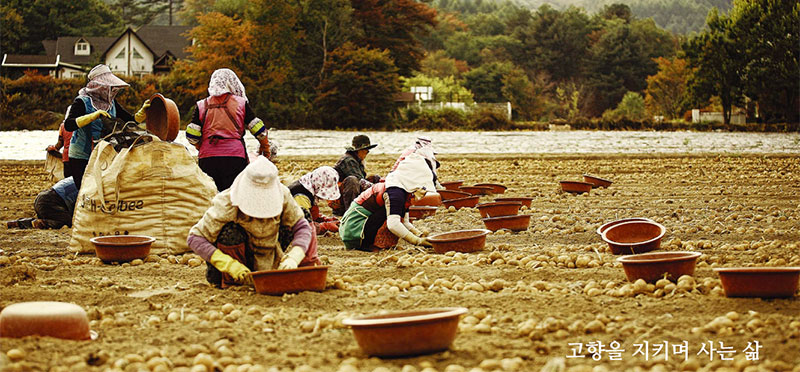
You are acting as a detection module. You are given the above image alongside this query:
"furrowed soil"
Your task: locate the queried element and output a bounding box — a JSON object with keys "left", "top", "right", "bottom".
{"left": 1, "top": 154, "right": 799, "bottom": 372}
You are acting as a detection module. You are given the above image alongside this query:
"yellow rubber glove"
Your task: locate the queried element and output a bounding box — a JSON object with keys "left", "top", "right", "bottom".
{"left": 278, "top": 246, "right": 305, "bottom": 270}
{"left": 134, "top": 99, "right": 150, "bottom": 123}
{"left": 209, "top": 250, "right": 251, "bottom": 282}
{"left": 75, "top": 110, "right": 110, "bottom": 128}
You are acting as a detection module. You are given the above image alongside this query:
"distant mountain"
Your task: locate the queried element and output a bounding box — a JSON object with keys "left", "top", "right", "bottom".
{"left": 513, "top": 0, "right": 732, "bottom": 34}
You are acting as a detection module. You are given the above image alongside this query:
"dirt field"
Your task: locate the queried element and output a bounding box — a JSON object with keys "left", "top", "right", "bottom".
{"left": 1, "top": 153, "right": 799, "bottom": 372}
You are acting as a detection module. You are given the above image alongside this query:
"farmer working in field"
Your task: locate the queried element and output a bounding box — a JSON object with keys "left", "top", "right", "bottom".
{"left": 339, "top": 149, "right": 438, "bottom": 251}
{"left": 6, "top": 177, "right": 77, "bottom": 230}
{"left": 185, "top": 68, "right": 272, "bottom": 192}
{"left": 330, "top": 135, "right": 382, "bottom": 216}
{"left": 391, "top": 135, "right": 442, "bottom": 188}
{"left": 63, "top": 64, "right": 149, "bottom": 190}
{"left": 46, "top": 113, "right": 73, "bottom": 179}
{"left": 187, "top": 156, "right": 319, "bottom": 288}
{"left": 287, "top": 166, "right": 342, "bottom": 235}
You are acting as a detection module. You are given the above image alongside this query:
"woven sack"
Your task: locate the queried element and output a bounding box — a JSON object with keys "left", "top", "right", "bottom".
{"left": 69, "top": 135, "right": 217, "bottom": 255}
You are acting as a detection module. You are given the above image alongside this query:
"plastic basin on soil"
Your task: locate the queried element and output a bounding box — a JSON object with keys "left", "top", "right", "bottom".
{"left": 601, "top": 220, "right": 666, "bottom": 255}
{"left": 0, "top": 301, "right": 92, "bottom": 340}
{"left": 343, "top": 307, "right": 468, "bottom": 357}
{"left": 440, "top": 181, "right": 464, "bottom": 191}
{"left": 442, "top": 196, "right": 480, "bottom": 210}
{"left": 474, "top": 183, "right": 507, "bottom": 194}
{"left": 249, "top": 266, "right": 329, "bottom": 295}
{"left": 411, "top": 192, "right": 442, "bottom": 207}
{"left": 482, "top": 215, "right": 531, "bottom": 232}
{"left": 617, "top": 251, "right": 702, "bottom": 283}
{"left": 714, "top": 267, "right": 800, "bottom": 298}
{"left": 583, "top": 174, "right": 613, "bottom": 188}
{"left": 560, "top": 181, "right": 593, "bottom": 194}
{"left": 597, "top": 218, "right": 655, "bottom": 237}
{"left": 493, "top": 197, "right": 534, "bottom": 208}
{"left": 458, "top": 186, "right": 494, "bottom": 195}
{"left": 438, "top": 190, "right": 471, "bottom": 201}
{"left": 427, "top": 229, "right": 491, "bottom": 254}
{"left": 476, "top": 201, "right": 522, "bottom": 218}
{"left": 90, "top": 235, "right": 155, "bottom": 262}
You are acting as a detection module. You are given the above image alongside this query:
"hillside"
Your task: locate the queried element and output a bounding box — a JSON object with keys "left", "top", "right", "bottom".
{"left": 512, "top": 0, "right": 732, "bottom": 34}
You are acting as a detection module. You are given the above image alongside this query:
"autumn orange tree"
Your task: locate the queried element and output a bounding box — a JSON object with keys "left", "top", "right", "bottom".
{"left": 173, "top": 11, "right": 254, "bottom": 98}
{"left": 644, "top": 57, "right": 692, "bottom": 120}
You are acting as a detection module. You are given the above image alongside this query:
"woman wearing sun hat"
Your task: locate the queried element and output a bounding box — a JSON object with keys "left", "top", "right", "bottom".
{"left": 187, "top": 156, "right": 318, "bottom": 288}
{"left": 63, "top": 64, "right": 149, "bottom": 190}
{"left": 391, "top": 135, "right": 442, "bottom": 188}
{"left": 330, "top": 134, "right": 381, "bottom": 216}
{"left": 339, "top": 152, "right": 437, "bottom": 251}
{"left": 287, "top": 166, "right": 341, "bottom": 234}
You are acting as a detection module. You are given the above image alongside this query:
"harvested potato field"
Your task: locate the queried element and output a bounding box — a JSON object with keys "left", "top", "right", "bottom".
{"left": 1, "top": 153, "right": 799, "bottom": 372}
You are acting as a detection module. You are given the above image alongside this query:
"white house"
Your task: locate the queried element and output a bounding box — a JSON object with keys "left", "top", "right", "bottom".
{"left": 2, "top": 25, "right": 191, "bottom": 79}
{"left": 691, "top": 109, "right": 746, "bottom": 125}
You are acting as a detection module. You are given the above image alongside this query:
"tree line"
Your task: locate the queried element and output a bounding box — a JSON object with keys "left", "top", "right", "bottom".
{"left": 1, "top": 0, "right": 797, "bottom": 130}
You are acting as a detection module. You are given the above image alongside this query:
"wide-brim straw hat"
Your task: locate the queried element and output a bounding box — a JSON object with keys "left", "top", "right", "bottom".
{"left": 230, "top": 156, "right": 282, "bottom": 218}
{"left": 346, "top": 134, "right": 378, "bottom": 152}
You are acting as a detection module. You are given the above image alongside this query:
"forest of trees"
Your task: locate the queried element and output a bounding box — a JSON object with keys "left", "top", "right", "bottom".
{"left": 513, "top": 0, "right": 733, "bottom": 34}
{"left": 1, "top": 0, "right": 797, "bottom": 130}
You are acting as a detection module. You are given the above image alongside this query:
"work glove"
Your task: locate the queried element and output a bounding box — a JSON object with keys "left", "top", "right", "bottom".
{"left": 408, "top": 225, "right": 422, "bottom": 237}
{"left": 135, "top": 100, "right": 150, "bottom": 123}
{"left": 75, "top": 110, "right": 110, "bottom": 128}
{"left": 258, "top": 139, "right": 270, "bottom": 159}
{"left": 316, "top": 221, "right": 339, "bottom": 235}
{"left": 405, "top": 233, "right": 432, "bottom": 247}
{"left": 209, "top": 249, "right": 251, "bottom": 282}
{"left": 278, "top": 246, "right": 305, "bottom": 270}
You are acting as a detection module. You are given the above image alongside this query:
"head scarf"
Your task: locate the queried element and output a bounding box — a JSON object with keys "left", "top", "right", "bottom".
{"left": 208, "top": 68, "right": 247, "bottom": 101}
{"left": 298, "top": 166, "right": 340, "bottom": 201}
{"left": 385, "top": 153, "right": 436, "bottom": 194}
{"left": 78, "top": 64, "right": 129, "bottom": 111}
{"left": 414, "top": 136, "right": 433, "bottom": 150}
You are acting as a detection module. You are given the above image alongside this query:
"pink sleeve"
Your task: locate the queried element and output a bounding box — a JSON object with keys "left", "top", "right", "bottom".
{"left": 188, "top": 234, "right": 217, "bottom": 261}
{"left": 289, "top": 218, "right": 312, "bottom": 252}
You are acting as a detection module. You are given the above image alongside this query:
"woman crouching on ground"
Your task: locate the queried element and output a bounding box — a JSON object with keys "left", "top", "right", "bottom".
{"left": 187, "top": 156, "right": 319, "bottom": 288}
{"left": 339, "top": 151, "right": 437, "bottom": 251}
{"left": 287, "top": 166, "right": 341, "bottom": 235}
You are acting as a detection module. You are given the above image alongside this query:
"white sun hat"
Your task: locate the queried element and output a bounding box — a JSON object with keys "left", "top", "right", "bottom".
{"left": 385, "top": 153, "right": 436, "bottom": 194}
{"left": 230, "top": 156, "right": 283, "bottom": 218}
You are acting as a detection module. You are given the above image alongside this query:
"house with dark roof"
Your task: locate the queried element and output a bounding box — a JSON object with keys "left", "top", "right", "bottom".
{"left": 2, "top": 25, "right": 192, "bottom": 79}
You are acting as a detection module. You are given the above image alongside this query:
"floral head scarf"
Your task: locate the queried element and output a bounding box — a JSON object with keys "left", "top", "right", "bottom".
{"left": 78, "top": 64, "right": 129, "bottom": 111}
{"left": 299, "top": 166, "right": 340, "bottom": 201}
{"left": 208, "top": 68, "right": 247, "bottom": 101}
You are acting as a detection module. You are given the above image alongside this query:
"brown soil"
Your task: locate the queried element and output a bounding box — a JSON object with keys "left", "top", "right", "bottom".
{"left": 1, "top": 154, "right": 799, "bottom": 372}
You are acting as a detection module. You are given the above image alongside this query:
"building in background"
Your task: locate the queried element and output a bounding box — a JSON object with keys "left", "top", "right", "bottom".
{"left": 2, "top": 25, "right": 191, "bottom": 79}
